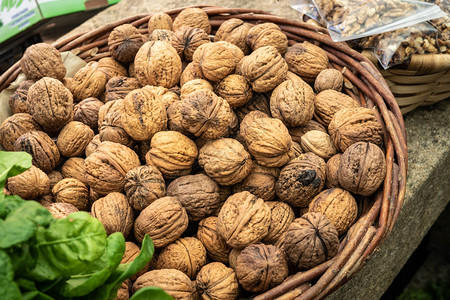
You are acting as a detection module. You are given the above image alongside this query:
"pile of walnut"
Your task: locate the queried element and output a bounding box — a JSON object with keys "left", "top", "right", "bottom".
{"left": 0, "top": 8, "right": 387, "bottom": 300}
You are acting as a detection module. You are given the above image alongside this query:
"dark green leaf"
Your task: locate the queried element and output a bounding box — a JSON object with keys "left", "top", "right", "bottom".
{"left": 130, "top": 287, "right": 173, "bottom": 300}
{"left": 22, "top": 291, "right": 55, "bottom": 300}
{"left": 0, "top": 249, "right": 21, "bottom": 299}
{"left": 0, "top": 151, "right": 32, "bottom": 190}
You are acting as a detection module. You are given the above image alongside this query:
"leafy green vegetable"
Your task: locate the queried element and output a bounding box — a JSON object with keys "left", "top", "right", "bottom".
{"left": 0, "top": 249, "right": 21, "bottom": 299}
{"left": 130, "top": 287, "right": 174, "bottom": 300}
{"left": 0, "top": 151, "right": 32, "bottom": 190}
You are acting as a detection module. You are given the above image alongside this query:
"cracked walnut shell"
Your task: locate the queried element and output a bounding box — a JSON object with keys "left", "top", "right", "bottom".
{"left": 71, "top": 61, "right": 107, "bottom": 102}
{"left": 52, "top": 178, "right": 89, "bottom": 211}
{"left": 285, "top": 42, "right": 329, "bottom": 83}
{"left": 314, "top": 90, "right": 359, "bottom": 126}
{"left": 215, "top": 18, "right": 253, "bottom": 54}
{"left": 73, "top": 98, "right": 104, "bottom": 131}
{"left": 20, "top": 43, "right": 66, "bottom": 80}
{"left": 7, "top": 165, "right": 50, "bottom": 200}
{"left": 215, "top": 74, "right": 253, "bottom": 108}
{"left": 263, "top": 201, "right": 296, "bottom": 244}
{"left": 247, "top": 22, "right": 288, "bottom": 54}
{"left": 197, "top": 216, "right": 232, "bottom": 264}
{"left": 57, "top": 121, "right": 94, "bottom": 157}
{"left": 0, "top": 113, "right": 42, "bottom": 151}
{"left": 300, "top": 130, "right": 337, "bottom": 160}
{"left": 172, "top": 26, "right": 211, "bottom": 61}
{"left": 196, "top": 262, "right": 239, "bottom": 300}
{"left": 9, "top": 80, "right": 33, "bottom": 114}
{"left": 173, "top": 7, "right": 211, "bottom": 34}
{"left": 314, "top": 68, "right": 344, "bottom": 93}
{"left": 61, "top": 157, "right": 88, "bottom": 187}
{"left": 148, "top": 13, "right": 173, "bottom": 33}
{"left": 108, "top": 24, "right": 144, "bottom": 63}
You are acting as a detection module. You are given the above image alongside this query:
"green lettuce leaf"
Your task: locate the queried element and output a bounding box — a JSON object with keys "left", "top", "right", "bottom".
{"left": 0, "top": 249, "right": 21, "bottom": 299}
{"left": 0, "top": 151, "right": 32, "bottom": 190}
{"left": 130, "top": 287, "right": 173, "bottom": 300}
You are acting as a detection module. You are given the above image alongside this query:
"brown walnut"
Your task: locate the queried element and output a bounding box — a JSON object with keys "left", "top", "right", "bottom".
{"left": 167, "top": 101, "right": 191, "bottom": 136}
{"left": 148, "top": 13, "right": 173, "bottom": 33}
{"left": 37, "top": 194, "right": 53, "bottom": 207}
{"left": 149, "top": 29, "right": 174, "bottom": 43}
{"left": 0, "top": 113, "right": 42, "bottom": 151}
{"left": 97, "top": 57, "right": 127, "bottom": 81}
{"left": 9, "top": 80, "right": 33, "bottom": 114}
{"left": 173, "top": 7, "right": 211, "bottom": 34}
{"left": 289, "top": 120, "right": 327, "bottom": 144}
{"left": 115, "top": 280, "right": 130, "bottom": 300}
{"left": 326, "top": 153, "right": 342, "bottom": 189}
{"left": 73, "top": 98, "right": 103, "bottom": 131}
{"left": 46, "top": 202, "right": 79, "bottom": 219}
{"left": 285, "top": 42, "right": 329, "bottom": 83}
{"left": 314, "top": 68, "right": 344, "bottom": 93}
{"left": 60, "top": 157, "right": 87, "bottom": 185}
{"left": 263, "top": 201, "right": 296, "bottom": 244}
{"left": 314, "top": 90, "right": 359, "bottom": 126}
{"left": 172, "top": 26, "right": 210, "bottom": 61}
{"left": 99, "top": 100, "right": 134, "bottom": 147}
{"left": 214, "top": 18, "right": 253, "bottom": 54}
{"left": 105, "top": 76, "right": 141, "bottom": 103}
{"left": 197, "top": 217, "right": 232, "bottom": 263}
{"left": 300, "top": 130, "right": 337, "bottom": 160}
{"left": 180, "top": 62, "right": 205, "bottom": 86}
{"left": 196, "top": 262, "right": 239, "bottom": 300}
{"left": 143, "top": 85, "right": 180, "bottom": 109}
{"left": 247, "top": 22, "right": 288, "bottom": 54}
{"left": 180, "top": 79, "right": 213, "bottom": 98}
{"left": 232, "top": 162, "right": 279, "bottom": 201}
{"left": 121, "top": 242, "right": 151, "bottom": 280}
{"left": 228, "top": 248, "right": 242, "bottom": 270}
{"left": 7, "top": 165, "right": 50, "bottom": 200}
{"left": 48, "top": 171, "right": 63, "bottom": 189}
{"left": 20, "top": 43, "right": 66, "bottom": 80}
{"left": 108, "top": 24, "right": 144, "bottom": 63}
{"left": 52, "top": 178, "right": 89, "bottom": 210}
{"left": 71, "top": 62, "right": 107, "bottom": 102}
{"left": 85, "top": 134, "right": 101, "bottom": 157}
{"left": 215, "top": 74, "right": 253, "bottom": 108}
{"left": 57, "top": 121, "right": 94, "bottom": 157}
{"left": 235, "top": 92, "right": 271, "bottom": 123}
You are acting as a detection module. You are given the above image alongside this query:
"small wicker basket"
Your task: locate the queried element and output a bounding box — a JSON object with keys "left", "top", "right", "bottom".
{"left": 0, "top": 6, "right": 408, "bottom": 299}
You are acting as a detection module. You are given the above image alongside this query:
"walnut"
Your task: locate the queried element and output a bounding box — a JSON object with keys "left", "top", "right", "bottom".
{"left": 133, "top": 269, "right": 197, "bottom": 300}
{"left": 196, "top": 262, "right": 239, "bottom": 300}
{"left": 61, "top": 157, "right": 88, "bottom": 186}
{"left": 48, "top": 170, "right": 63, "bottom": 189}
{"left": 85, "top": 141, "right": 140, "bottom": 195}
{"left": 172, "top": 27, "right": 210, "bottom": 61}
{"left": 173, "top": 7, "right": 211, "bottom": 34}
{"left": 9, "top": 80, "right": 33, "bottom": 114}
{"left": 156, "top": 237, "right": 207, "bottom": 279}
{"left": 285, "top": 42, "right": 329, "bottom": 83}
{"left": 73, "top": 98, "right": 103, "bottom": 132}
{"left": 20, "top": 43, "right": 66, "bottom": 80}
{"left": 232, "top": 162, "right": 279, "bottom": 201}
{"left": 98, "top": 57, "right": 127, "bottom": 81}
{"left": 167, "top": 174, "right": 224, "bottom": 221}
{"left": 124, "top": 165, "right": 166, "bottom": 211}
{"left": 52, "top": 178, "right": 89, "bottom": 210}
{"left": 121, "top": 87, "right": 167, "bottom": 141}
{"left": 56, "top": 121, "right": 94, "bottom": 157}
{"left": 46, "top": 202, "right": 79, "bottom": 219}
{"left": 263, "top": 201, "right": 296, "bottom": 244}
{"left": 71, "top": 62, "right": 107, "bottom": 102}
{"left": 198, "top": 138, "right": 252, "bottom": 185}
{"left": 215, "top": 74, "right": 253, "bottom": 108}
{"left": 108, "top": 24, "right": 144, "bottom": 63}
{"left": 270, "top": 78, "right": 315, "bottom": 127}
{"left": 121, "top": 242, "right": 152, "bottom": 280}
{"left": 239, "top": 46, "right": 288, "bottom": 92}
{"left": 115, "top": 280, "right": 130, "bottom": 300}
{"left": 143, "top": 85, "right": 180, "bottom": 109}
{"left": 197, "top": 217, "right": 232, "bottom": 263}
{"left": 276, "top": 152, "right": 326, "bottom": 208}
{"left": 236, "top": 244, "right": 288, "bottom": 292}
{"left": 247, "top": 23, "right": 288, "bottom": 54}
{"left": 145, "top": 131, "right": 197, "bottom": 178}
{"left": 240, "top": 111, "right": 292, "bottom": 167}
{"left": 235, "top": 92, "right": 271, "bottom": 123}
{"left": 314, "top": 69, "right": 344, "bottom": 93}
{"left": 180, "top": 62, "right": 205, "bottom": 86}
{"left": 14, "top": 131, "right": 60, "bottom": 173}
{"left": 134, "top": 196, "right": 188, "bottom": 247}
{"left": 134, "top": 41, "right": 182, "bottom": 88}
{"left": 0, "top": 113, "right": 42, "bottom": 151}
{"left": 180, "top": 89, "right": 235, "bottom": 139}
{"left": 148, "top": 12, "right": 173, "bottom": 33}
{"left": 6, "top": 165, "right": 50, "bottom": 200}
{"left": 328, "top": 107, "right": 384, "bottom": 152}
{"left": 309, "top": 188, "right": 357, "bottom": 235}
{"left": 180, "top": 79, "right": 213, "bottom": 97}
{"left": 339, "top": 142, "right": 386, "bottom": 196}
{"left": 314, "top": 90, "right": 359, "bottom": 126}
{"left": 149, "top": 29, "right": 175, "bottom": 43}
{"left": 105, "top": 76, "right": 141, "bottom": 103}
{"left": 27, "top": 77, "right": 73, "bottom": 132}
{"left": 99, "top": 100, "right": 134, "bottom": 147}
{"left": 217, "top": 191, "right": 271, "bottom": 248}
{"left": 284, "top": 212, "right": 339, "bottom": 269}
{"left": 193, "top": 41, "right": 244, "bottom": 82}
{"left": 85, "top": 134, "right": 101, "bottom": 157}
{"left": 289, "top": 120, "right": 327, "bottom": 144}
{"left": 228, "top": 248, "right": 242, "bottom": 270}
{"left": 326, "top": 153, "right": 342, "bottom": 189}
{"left": 167, "top": 101, "right": 191, "bottom": 135}
{"left": 91, "top": 192, "right": 134, "bottom": 237}
{"left": 214, "top": 18, "right": 253, "bottom": 54}
{"left": 289, "top": 141, "right": 303, "bottom": 159}
{"left": 300, "top": 130, "right": 337, "bottom": 160}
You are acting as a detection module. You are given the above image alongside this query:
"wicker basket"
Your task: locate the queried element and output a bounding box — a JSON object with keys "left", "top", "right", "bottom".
{"left": 0, "top": 6, "right": 408, "bottom": 300}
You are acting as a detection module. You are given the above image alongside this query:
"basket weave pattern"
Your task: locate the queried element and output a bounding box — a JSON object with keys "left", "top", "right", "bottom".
{"left": 0, "top": 6, "right": 408, "bottom": 299}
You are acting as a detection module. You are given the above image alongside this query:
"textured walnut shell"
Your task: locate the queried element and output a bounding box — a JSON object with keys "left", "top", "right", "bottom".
{"left": 180, "top": 89, "right": 235, "bottom": 139}
{"left": 193, "top": 41, "right": 244, "bottom": 82}
{"left": 217, "top": 191, "right": 271, "bottom": 248}
{"left": 57, "top": 121, "right": 94, "bottom": 157}
{"left": 27, "top": 77, "right": 73, "bottom": 132}
{"left": 326, "top": 153, "right": 342, "bottom": 189}
{"left": 99, "top": 100, "right": 134, "bottom": 147}
{"left": 85, "top": 141, "right": 140, "bottom": 195}
{"left": 196, "top": 262, "right": 239, "bottom": 300}
{"left": 133, "top": 269, "right": 197, "bottom": 300}
{"left": 314, "top": 90, "right": 359, "bottom": 126}
{"left": 289, "top": 141, "right": 303, "bottom": 159}
{"left": 52, "top": 178, "right": 89, "bottom": 210}
{"left": 146, "top": 131, "right": 197, "bottom": 178}
{"left": 9, "top": 80, "right": 33, "bottom": 114}
{"left": 270, "top": 78, "right": 314, "bottom": 127}
{"left": 167, "top": 174, "right": 224, "bottom": 221}
{"left": 73, "top": 98, "right": 103, "bottom": 131}
{"left": 61, "top": 157, "right": 88, "bottom": 186}
{"left": 309, "top": 188, "right": 357, "bottom": 235}
{"left": 247, "top": 23, "right": 288, "bottom": 54}
{"left": 338, "top": 142, "right": 386, "bottom": 196}
{"left": 232, "top": 162, "right": 279, "bottom": 201}
{"left": 149, "top": 29, "right": 175, "bottom": 43}
{"left": 115, "top": 280, "right": 130, "bottom": 300}
{"left": 239, "top": 46, "right": 288, "bottom": 92}
{"left": 198, "top": 138, "right": 252, "bottom": 186}
{"left": 328, "top": 107, "right": 384, "bottom": 152}
{"left": 20, "top": 43, "right": 66, "bottom": 80}
{"left": 285, "top": 42, "right": 329, "bottom": 83}
{"left": 37, "top": 193, "right": 54, "bottom": 207}
{"left": 46, "top": 202, "right": 79, "bottom": 219}
{"left": 276, "top": 152, "right": 326, "bottom": 207}
{"left": 48, "top": 171, "right": 63, "bottom": 189}
{"left": 85, "top": 134, "right": 101, "bottom": 157}
{"left": 7, "top": 165, "right": 50, "bottom": 200}
{"left": 0, "top": 113, "right": 42, "bottom": 151}
{"left": 235, "top": 92, "right": 271, "bottom": 123}
{"left": 172, "top": 27, "right": 211, "bottom": 61}
{"left": 240, "top": 111, "right": 292, "bottom": 167}
{"left": 91, "top": 192, "right": 134, "bottom": 237}
{"left": 215, "top": 74, "right": 253, "bottom": 108}
{"left": 108, "top": 24, "right": 144, "bottom": 63}
{"left": 14, "top": 131, "right": 60, "bottom": 173}
{"left": 228, "top": 248, "right": 242, "bottom": 270}
{"left": 236, "top": 244, "right": 288, "bottom": 292}
{"left": 134, "top": 196, "right": 188, "bottom": 247}
{"left": 289, "top": 120, "right": 327, "bottom": 144}
{"left": 98, "top": 57, "right": 128, "bottom": 81}
{"left": 156, "top": 237, "right": 207, "bottom": 279}
{"left": 284, "top": 212, "right": 339, "bottom": 269}
{"left": 314, "top": 69, "right": 343, "bottom": 93}
{"left": 124, "top": 165, "right": 166, "bottom": 211}
{"left": 173, "top": 7, "right": 211, "bottom": 34}
{"left": 180, "top": 79, "right": 213, "bottom": 97}
{"left": 121, "top": 242, "right": 152, "bottom": 280}
{"left": 71, "top": 62, "right": 107, "bottom": 102}
{"left": 134, "top": 41, "right": 182, "bottom": 88}
{"left": 148, "top": 13, "right": 173, "bottom": 33}
{"left": 300, "top": 130, "right": 337, "bottom": 160}
{"left": 197, "top": 217, "right": 232, "bottom": 263}
{"left": 263, "top": 201, "right": 296, "bottom": 244}
{"left": 105, "top": 76, "right": 141, "bottom": 103}
{"left": 214, "top": 18, "right": 253, "bottom": 54}
{"left": 167, "top": 101, "right": 191, "bottom": 135}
